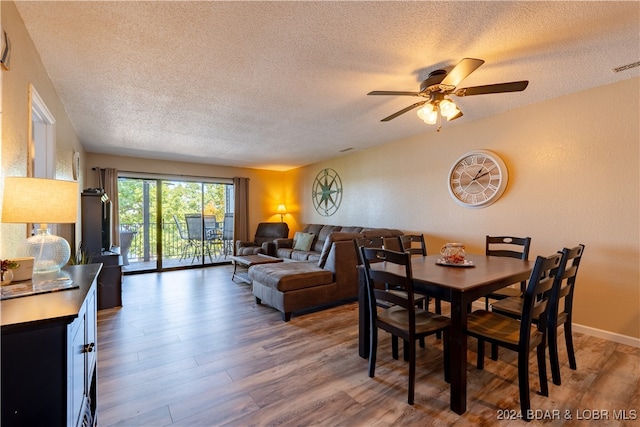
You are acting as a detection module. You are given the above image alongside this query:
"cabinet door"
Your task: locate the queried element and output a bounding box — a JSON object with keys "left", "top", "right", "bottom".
{"left": 68, "top": 311, "right": 87, "bottom": 427}
{"left": 85, "top": 286, "right": 97, "bottom": 379}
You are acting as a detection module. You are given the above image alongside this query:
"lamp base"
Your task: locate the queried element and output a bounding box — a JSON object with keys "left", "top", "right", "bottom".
{"left": 18, "top": 228, "right": 71, "bottom": 274}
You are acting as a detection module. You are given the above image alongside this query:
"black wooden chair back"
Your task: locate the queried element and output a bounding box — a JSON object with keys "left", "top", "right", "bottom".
{"left": 398, "top": 234, "right": 427, "bottom": 256}
{"left": 484, "top": 235, "right": 533, "bottom": 309}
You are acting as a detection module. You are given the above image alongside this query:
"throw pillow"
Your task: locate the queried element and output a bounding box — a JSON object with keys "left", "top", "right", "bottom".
{"left": 293, "top": 232, "right": 315, "bottom": 251}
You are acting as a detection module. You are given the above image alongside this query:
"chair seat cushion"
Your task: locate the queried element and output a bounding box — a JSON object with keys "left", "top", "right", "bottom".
{"left": 249, "top": 261, "right": 333, "bottom": 292}
{"left": 467, "top": 310, "right": 542, "bottom": 347}
{"left": 378, "top": 305, "right": 450, "bottom": 335}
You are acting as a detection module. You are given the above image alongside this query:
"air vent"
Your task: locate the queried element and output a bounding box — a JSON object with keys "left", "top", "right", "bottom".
{"left": 613, "top": 61, "right": 640, "bottom": 73}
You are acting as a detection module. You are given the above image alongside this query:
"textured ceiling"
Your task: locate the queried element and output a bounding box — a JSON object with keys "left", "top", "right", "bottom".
{"left": 14, "top": 1, "right": 640, "bottom": 171}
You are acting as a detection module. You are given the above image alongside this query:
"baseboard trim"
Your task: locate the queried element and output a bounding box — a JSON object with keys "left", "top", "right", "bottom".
{"left": 470, "top": 301, "right": 640, "bottom": 348}
{"left": 572, "top": 324, "right": 640, "bottom": 348}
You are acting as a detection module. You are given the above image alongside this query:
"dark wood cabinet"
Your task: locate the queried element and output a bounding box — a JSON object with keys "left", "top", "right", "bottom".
{"left": 1, "top": 264, "right": 101, "bottom": 427}
{"left": 93, "top": 251, "right": 122, "bottom": 309}
{"left": 81, "top": 191, "right": 123, "bottom": 309}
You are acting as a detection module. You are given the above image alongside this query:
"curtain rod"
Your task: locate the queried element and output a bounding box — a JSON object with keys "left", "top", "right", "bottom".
{"left": 92, "top": 167, "right": 240, "bottom": 183}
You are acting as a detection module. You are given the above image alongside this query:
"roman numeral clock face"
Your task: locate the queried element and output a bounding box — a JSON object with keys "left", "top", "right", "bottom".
{"left": 448, "top": 150, "right": 508, "bottom": 208}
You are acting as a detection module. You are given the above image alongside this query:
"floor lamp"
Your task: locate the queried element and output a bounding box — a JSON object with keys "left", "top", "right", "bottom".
{"left": 2, "top": 177, "right": 79, "bottom": 274}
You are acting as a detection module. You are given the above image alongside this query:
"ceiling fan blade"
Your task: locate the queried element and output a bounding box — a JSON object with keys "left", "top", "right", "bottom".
{"left": 440, "top": 58, "right": 485, "bottom": 88}
{"left": 454, "top": 81, "right": 529, "bottom": 97}
{"left": 368, "top": 90, "right": 420, "bottom": 96}
{"left": 381, "top": 101, "right": 427, "bottom": 122}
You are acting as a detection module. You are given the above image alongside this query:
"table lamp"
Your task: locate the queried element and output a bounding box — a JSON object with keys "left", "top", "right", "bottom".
{"left": 2, "top": 177, "right": 79, "bottom": 274}
{"left": 276, "top": 204, "right": 287, "bottom": 222}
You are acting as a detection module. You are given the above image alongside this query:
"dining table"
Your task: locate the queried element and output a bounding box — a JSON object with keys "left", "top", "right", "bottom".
{"left": 358, "top": 253, "right": 532, "bottom": 415}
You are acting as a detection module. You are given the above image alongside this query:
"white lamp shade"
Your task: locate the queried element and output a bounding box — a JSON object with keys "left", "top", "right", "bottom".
{"left": 3, "top": 177, "right": 78, "bottom": 273}
{"left": 2, "top": 177, "right": 78, "bottom": 224}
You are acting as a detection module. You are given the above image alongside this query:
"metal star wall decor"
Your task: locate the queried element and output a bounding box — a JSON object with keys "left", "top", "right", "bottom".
{"left": 312, "top": 168, "right": 342, "bottom": 216}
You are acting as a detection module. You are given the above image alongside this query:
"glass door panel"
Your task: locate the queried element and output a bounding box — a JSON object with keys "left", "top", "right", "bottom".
{"left": 118, "top": 178, "right": 157, "bottom": 272}
{"left": 162, "top": 181, "right": 204, "bottom": 268}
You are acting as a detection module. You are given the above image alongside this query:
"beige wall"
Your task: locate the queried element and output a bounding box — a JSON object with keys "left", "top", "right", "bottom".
{"left": 1, "top": 1, "right": 83, "bottom": 258}
{"left": 294, "top": 77, "right": 640, "bottom": 341}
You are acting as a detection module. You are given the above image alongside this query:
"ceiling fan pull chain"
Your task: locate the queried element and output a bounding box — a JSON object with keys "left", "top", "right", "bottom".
{"left": 436, "top": 107, "right": 443, "bottom": 132}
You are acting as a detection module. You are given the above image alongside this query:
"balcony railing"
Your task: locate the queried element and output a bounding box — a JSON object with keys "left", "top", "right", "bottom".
{"left": 120, "top": 221, "right": 231, "bottom": 264}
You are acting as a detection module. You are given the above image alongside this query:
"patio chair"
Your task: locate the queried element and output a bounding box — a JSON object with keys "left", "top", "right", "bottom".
{"left": 185, "top": 214, "right": 213, "bottom": 263}
{"left": 222, "top": 213, "right": 234, "bottom": 257}
{"left": 173, "top": 215, "right": 194, "bottom": 261}
{"left": 204, "top": 214, "right": 223, "bottom": 257}
{"left": 119, "top": 229, "right": 137, "bottom": 266}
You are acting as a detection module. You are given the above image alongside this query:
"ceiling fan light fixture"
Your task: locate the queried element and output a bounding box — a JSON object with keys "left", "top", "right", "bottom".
{"left": 417, "top": 103, "right": 438, "bottom": 124}
{"left": 439, "top": 98, "right": 460, "bottom": 120}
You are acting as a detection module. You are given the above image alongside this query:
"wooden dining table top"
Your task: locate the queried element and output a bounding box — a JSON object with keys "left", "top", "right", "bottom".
{"left": 371, "top": 253, "right": 532, "bottom": 295}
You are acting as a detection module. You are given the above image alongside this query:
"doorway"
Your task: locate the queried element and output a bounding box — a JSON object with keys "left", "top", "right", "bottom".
{"left": 118, "top": 175, "right": 234, "bottom": 273}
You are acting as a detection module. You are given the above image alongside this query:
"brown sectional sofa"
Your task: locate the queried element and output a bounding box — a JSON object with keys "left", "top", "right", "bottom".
{"left": 249, "top": 224, "right": 403, "bottom": 321}
{"left": 274, "top": 223, "right": 402, "bottom": 261}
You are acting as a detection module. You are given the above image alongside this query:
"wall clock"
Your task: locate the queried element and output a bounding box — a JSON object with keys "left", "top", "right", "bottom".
{"left": 312, "top": 168, "right": 342, "bottom": 216}
{"left": 448, "top": 150, "right": 508, "bottom": 208}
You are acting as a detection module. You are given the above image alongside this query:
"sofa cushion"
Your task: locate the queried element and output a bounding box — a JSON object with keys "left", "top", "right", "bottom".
{"left": 276, "top": 247, "right": 294, "bottom": 259}
{"left": 341, "top": 226, "right": 364, "bottom": 233}
{"left": 249, "top": 261, "right": 333, "bottom": 292}
{"left": 313, "top": 225, "right": 342, "bottom": 252}
{"left": 302, "top": 224, "right": 324, "bottom": 249}
{"left": 317, "top": 232, "right": 363, "bottom": 269}
{"left": 291, "top": 250, "right": 314, "bottom": 261}
{"left": 293, "top": 232, "right": 315, "bottom": 251}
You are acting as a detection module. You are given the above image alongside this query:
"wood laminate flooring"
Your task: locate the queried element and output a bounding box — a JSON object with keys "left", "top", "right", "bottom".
{"left": 97, "top": 266, "right": 639, "bottom": 426}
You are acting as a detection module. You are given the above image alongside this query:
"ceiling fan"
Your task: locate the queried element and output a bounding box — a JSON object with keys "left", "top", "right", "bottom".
{"left": 368, "top": 58, "right": 528, "bottom": 131}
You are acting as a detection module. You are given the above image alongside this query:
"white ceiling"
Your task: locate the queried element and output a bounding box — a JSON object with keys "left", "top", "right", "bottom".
{"left": 14, "top": 1, "right": 640, "bottom": 171}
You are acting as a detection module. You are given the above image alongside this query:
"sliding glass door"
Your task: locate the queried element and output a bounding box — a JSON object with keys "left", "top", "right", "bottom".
{"left": 118, "top": 175, "right": 233, "bottom": 273}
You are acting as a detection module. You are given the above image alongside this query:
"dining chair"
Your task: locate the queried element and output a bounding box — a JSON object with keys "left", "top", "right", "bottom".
{"left": 398, "top": 234, "right": 427, "bottom": 256}
{"left": 484, "top": 235, "right": 532, "bottom": 310}
{"left": 466, "top": 251, "right": 565, "bottom": 421}
{"left": 355, "top": 237, "right": 427, "bottom": 357}
{"left": 492, "top": 244, "right": 585, "bottom": 385}
{"left": 359, "top": 246, "right": 450, "bottom": 405}
{"left": 398, "top": 234, "right": 443, "bottom": 341}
